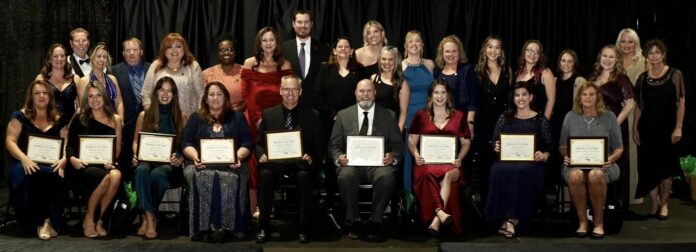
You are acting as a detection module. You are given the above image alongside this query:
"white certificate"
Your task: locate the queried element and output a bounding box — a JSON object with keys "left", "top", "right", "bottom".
{"left": 266, "top": 129, "right": 303, "bottom": 161}
{"left": 420, "top": 135, "right": 456, "bottom": 164}
{"left": 79, "top": 135, "right": 115, "bottom": 164}
{"left": 500, "top": 133, "right": 535, "bottom": 161}
{"left": 137, "top": 132, "right": 175, "bottom": 163}
{"left": 569, "top": 137, "right": 607, "bottom": 168}
{"left": 27, "top": 134, "right": 64, "bottom": 164}
{"left": 199, "top": 138, "right": 236, "bottom": 164}
{"left": 346, "top": 136, "right": 384, "bottom": 166}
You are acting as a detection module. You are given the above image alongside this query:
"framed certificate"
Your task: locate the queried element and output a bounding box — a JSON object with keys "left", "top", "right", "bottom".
{"left": 568, "top": 137, "right": 607, "bottom": 168}
{"left": 500, "top": 133, "right": 535, "bottom": 161}
{"left": 346, "top": 136, "right": 384, "bottom": 166}
{"left": 78, "top": 135, "right": 116, "bottom": 164}
{"left": 265, "top": 129, "right": 303, "bottom": 161}
{"left": 137, "top": 132, "right": 176, "bottom": 163}
{"left": 419, "top": 135, "right": 457, "bottom": 164}
{"left": 27, "top": 134, "right": 64, "bottom": 164}
{"left": 199, "top": 137, "right": 236, "bottom": 165}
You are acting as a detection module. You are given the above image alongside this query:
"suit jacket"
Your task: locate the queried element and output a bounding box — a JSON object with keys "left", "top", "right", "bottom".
{"left": 281, "top": 38, "right": 330, "bottom": 108}
{"left": 256, "top": 104, "right": 323, "bottom": 165}
{"left": 329, "top": 104, "right": 403, "bottom": 165}
{"left": 68, "top": 55, "right": 85, "bottom": 78}
{"left": 110, "top": 61, "right": 152, "bottom": 126}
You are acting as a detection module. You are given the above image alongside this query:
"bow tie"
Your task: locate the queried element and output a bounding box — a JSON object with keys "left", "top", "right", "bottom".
{"left": 79, "top": 58, "right": 90, "bottom": 65}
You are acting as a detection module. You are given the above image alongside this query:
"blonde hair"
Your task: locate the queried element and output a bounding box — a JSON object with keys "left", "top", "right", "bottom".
{"left": 435, "top": 35, "right": 468, "bottom": 68}
{"left": 615, "top": 28, "right": 642, "bottom": 61}
{"left": 403, "top": 30, "right": 423, "bottom": 59}
{"left": 572, "top": 82, "right": 607, "bottom": 116}
{"left": 589, "top": 45, "right": 625, "bottom": 83}
{"left": 362, "top": 20, "right": 387, "bottom": 47}
{"left": 89, "top": 42, "right": 112, "bottom": 68}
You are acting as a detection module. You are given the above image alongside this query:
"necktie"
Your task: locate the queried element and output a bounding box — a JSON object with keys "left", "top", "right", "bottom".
{"left": 79, "top": 58, "right": 90, "bottom": 65}
{"left": 299, "top": 42, "right": 306, "bottom": 78}
{"left": 359, "top": 111, "right": 369, "bottom": 135}
{"left": 284, "top": 112, "right": 293, "bottom": 129}
{"left": 130, "top": 68, "right": 143, "bottom": 104}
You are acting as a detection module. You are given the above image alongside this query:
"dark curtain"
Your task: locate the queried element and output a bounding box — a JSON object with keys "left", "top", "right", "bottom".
{"left": 1, "top": 0, "right": 694, "bottom": 181}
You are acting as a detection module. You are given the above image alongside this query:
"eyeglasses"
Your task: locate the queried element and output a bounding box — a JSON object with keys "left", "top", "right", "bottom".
{"left": 218, "top": 48, "right": 234, "bottom": 53}
{"left": 281, "top": 88, "right": 301, "bottom": 93}
{"left": 124, "top": 48, "right": 141, "bottom": 54}
{"left": 525, "top": 48, "right": 540, "bottom": 56}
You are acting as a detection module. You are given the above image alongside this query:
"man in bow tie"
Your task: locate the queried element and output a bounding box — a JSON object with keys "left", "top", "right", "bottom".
{"left": 67, "top": 28, "right": 91, "bottom": 77}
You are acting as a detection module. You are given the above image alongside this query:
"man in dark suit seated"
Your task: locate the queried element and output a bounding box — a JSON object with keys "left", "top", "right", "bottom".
{"left": 280, "top": 9, "right": 329, "bottom": 109}
{"left": 329, "top": 79, "right": 403, "bottom": 240}
{"left": 255, "top": 75, "right": 323, "bottom": 244}
{"left": 109, "top": 37, "right": 151, "bottom": 179}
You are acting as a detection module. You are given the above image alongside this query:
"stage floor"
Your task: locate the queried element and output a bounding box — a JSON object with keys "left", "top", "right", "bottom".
{"left": 1, "top": 186, "right": 695, "bottom": 252}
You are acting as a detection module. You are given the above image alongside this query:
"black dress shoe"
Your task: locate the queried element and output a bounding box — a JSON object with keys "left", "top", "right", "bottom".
{"left": 255, "top": 229, "right": 269, "bottom": 243}
{"left": 365, "top": 222, "right": 381, "bottom": 240}
{"left": 298, "top": 232, "right": 310, "bottom": 243}
{"left": 347, "top": 221, "right": 361, "bottom": 240}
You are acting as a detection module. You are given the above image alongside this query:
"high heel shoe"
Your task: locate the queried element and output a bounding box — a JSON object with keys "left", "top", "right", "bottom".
{"left": 145, "top": 216, "right": 158, "bottom": 239}
{"left": 37, "top": 226, "right": 51, "bottom": 240}
{"left": 435, "top": 208, "right": 453, "bottom": 226}
{"left": 96, "top": 220, "right": 107, "bottom": 237}
{"left": 658, "top": 205, "right": 669, "bottom": 220}
{"left": 83, "top": 223, "right": 98, "bottom": 238}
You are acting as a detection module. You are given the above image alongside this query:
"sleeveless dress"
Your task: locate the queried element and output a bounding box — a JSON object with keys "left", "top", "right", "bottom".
{"left": 373, "top": 74, "right": 400, "bottom": 115}
{"left": 66, "top": 114, "right": 117, "bottom": 197}
{"left": 48, "top": 80, "right": 78, "bottom": 125}
{"left": 403, "top": 63, "right": 434, "bottom": 192}
{"left": 89, "top": 72, "right": 118, "bottom": 110}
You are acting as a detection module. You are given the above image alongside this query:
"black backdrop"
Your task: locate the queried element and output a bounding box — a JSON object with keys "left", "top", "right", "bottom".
{"left": 1, "top": 0, "right": 694, "bottom": 180}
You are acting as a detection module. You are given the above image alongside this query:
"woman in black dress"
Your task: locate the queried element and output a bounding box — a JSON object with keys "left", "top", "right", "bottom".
{"left": 634, "top": 39, "right": 686, "bottom": 219}
{"left": 34, "top": 43, "right": 80, "bottom": 125}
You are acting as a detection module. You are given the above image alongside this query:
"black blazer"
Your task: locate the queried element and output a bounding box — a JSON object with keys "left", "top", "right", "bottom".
{"left": 110, "top": 61, "right": 152, "bottom": 126}
{"left": 328, "top": 104, "right": 403, "bottom": 165}
{"left": 68, "top": 55, "right": 85, "bottom": 78}
{"left": 256, "top": 104, "right": 323, "bottom": 165}
{"left": 281, "top": 38, "right": 330, "bottom": 108}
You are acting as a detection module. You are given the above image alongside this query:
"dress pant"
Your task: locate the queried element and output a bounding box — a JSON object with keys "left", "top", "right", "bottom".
{"left": 337, "top": 166, "right": 395, "bottom": 223}
{"left": 134, "top": 162, "right": 172, "bottom": 212}
{"left": 257, "top": 161, "right": 313, "bottom": 229}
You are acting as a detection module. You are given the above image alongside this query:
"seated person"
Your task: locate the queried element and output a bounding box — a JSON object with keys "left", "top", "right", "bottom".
{"left": 559, "top": 82, "right": 623, "bottom": 239}
{"left": 328, "top": 79, "right": 403, "bottom": 240}
{"left": 5, "top": 80, "right": 68, "bottom": 240}
{"left": 407, "top": 80, "right": 471, "bottom": 235}
{"left": 255, "top": 75, "right": 322, "bottom": 243}
{"left": 181, "top": 82, "right": 252, "bottom": 241}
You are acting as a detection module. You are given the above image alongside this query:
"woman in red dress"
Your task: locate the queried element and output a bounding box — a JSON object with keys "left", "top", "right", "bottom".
{"left": 241, "top": 26, "right": 293, "bottom": 216}
{"left": 408, "top": 79, "right": 472, "bottom": 235}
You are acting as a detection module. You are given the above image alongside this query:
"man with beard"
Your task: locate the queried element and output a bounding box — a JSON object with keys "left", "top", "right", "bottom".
{"left": 329, "top": 79, "right": 403, "bottom": 240}
{"left": 281, "top": 9, "right": 329, "bottom": 109}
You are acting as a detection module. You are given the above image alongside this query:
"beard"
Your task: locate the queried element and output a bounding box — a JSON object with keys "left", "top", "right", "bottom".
{"left": 358, "top": 99, "right": 374, "bottom": 110}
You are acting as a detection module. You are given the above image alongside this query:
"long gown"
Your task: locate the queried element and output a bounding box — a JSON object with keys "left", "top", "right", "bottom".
{"left": 598, "top": 74, "right": 634, "bottom": 209}
{"left": 410, "top": 109, "right": 470, "bottom": 234}
{"left": 549, "top": 74, "right": 582, "bottom": 185}
{"left": 635, "top": 68, "right": 685, "bottom": 197}
{"left": 485, "top": 113, "right": 552, "bottom": 227}
{"left": 403, "top": 63, "right": 434, "bottom": 192}
{"left": 474, "top": 70, "right": 510, "bottom": 200}
{"left": 240, "top": 68, "right": 293, "bottom": 188}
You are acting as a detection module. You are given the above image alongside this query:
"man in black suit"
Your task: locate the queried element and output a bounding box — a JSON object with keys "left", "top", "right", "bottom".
{"left": 67, "top": 27, "right": 91, "bottom": 78}
{"left": 109, "top": 37, "right": 151, "bottom": 179}
{"left": 255, "top": 75, "right": 323, "bottom": 244}
{"left": 329, "top": 79, "right": 403, "bottom": 240}
{"left": 280, "top": 9, "right": 329, "bottom": 109}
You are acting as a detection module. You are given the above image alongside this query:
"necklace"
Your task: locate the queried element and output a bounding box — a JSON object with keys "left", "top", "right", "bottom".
{"left": 650, "top": 65, "right": 665, "bottom": 78}
{"left": 583, "top": 115, "right": 595, "bottom": 131}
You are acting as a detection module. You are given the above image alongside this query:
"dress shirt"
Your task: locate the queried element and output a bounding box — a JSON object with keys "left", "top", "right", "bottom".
{"left": 357, "top": 103, "right": 375, "bottom": 135}
{"left": 296, "top": 37, "right": 311, "bottom": 78}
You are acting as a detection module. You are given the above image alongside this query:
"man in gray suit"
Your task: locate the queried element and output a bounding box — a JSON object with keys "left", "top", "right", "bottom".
{"left": 329, "top": 79, "right": 403, "bottom": 240}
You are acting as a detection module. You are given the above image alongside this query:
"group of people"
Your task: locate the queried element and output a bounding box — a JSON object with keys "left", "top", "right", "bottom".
{"left": 5, "top": 9, "right": 686, "bottom": 244}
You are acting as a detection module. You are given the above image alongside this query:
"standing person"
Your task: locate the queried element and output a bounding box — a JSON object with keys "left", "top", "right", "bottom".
{"left": 280, "top": 9, "right": 330, "bottom": 109}
{"left": 473, "top": 35, "right": 512, "bottom": 201}
{"left": 615, "top": 28, "right": 645, "bottom": 204}
{"left": 241, "top": 26, "right": 293, "bottom": 218}
{"left": 131, "top": 77, "right": 186, "bottom": 239}
{"left": 255, "top": 76, "right": 323, "bottom": 244}
{"left": 371, "top": 46, "right": 409, "bottom": 130}
{"left": 515, "top": 40, "right": 556, "bottom": 120}
{"left": 588, "top": 45, "right": 635, "bottom": 211}
{"left": 329, "top": 79, "right": 403, "bottom": 240}
{"left": 182, "top": 82, "right": 252, "bottom": 241}
{"left": 634, "top": 40, "right": 686, "bottom": 220}
{"left": 141, "top": 32, "right": 205, "bottom": 115}
{"left": 5, "top": 80, "right": 68, "bottom": 240}
{"left": 77, "top": 42, "right": 124, "bottom": 117}
{"left": 203, "top": 34, "right": 244, "bottom": 112}
{"left": 111, "top": 37, "right": 152, "bottom": 179}
{"left": 67, "top": 81, "right": 123, "bottom": 238}
{"left": 35, "top": 43, "right": 80, "bottom": 126}
{"left": 485, "top": 82, "right": 552, "bottom": 238}
{"left": 67, "top": 28, "right": 91, "bottom": 78}
{"left": 559, "top": 82, "right": 623, "bottom": 239}
{"left": 355, "top": 20, "right": 387, "bottom": 75}
{"left": 408, "top": 80, "right": 471, "bottom": 235}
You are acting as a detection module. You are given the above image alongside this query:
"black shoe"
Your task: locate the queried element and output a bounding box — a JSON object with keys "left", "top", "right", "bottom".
{"left": 298, "top": 232, "right": 310, "bottom": 243}
{"left": 365, "top": 222, "right": 381, "bottom": 240}
{"left": 591, "top": 231, "right": 605, "bottom": 239}
{"left": 347, "top": 221, "right": 361, "bottom": 240}
{"left": 255, "top": 228, "right": 269, "bottom": 243}
{"left": 209, "top": 230, "right": 226, "bottom": 243}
